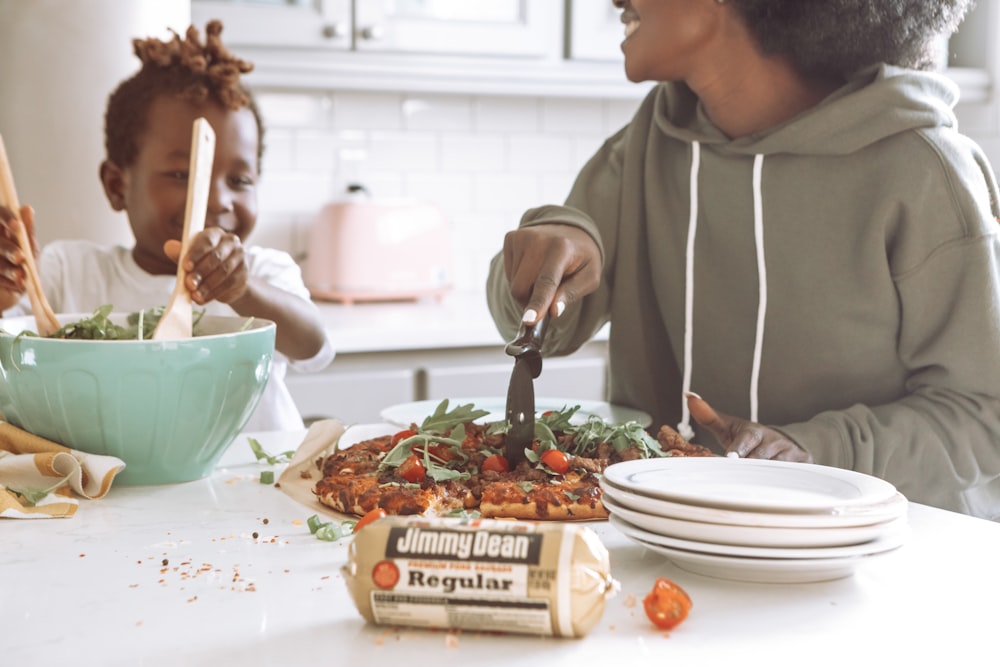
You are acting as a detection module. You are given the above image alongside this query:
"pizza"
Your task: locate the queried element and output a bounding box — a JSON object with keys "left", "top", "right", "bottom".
{"left": 312, "top": 400, "right": 714, "bottom": 521}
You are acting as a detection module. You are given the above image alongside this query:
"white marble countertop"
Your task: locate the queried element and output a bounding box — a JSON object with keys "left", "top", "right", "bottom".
{"left": 314, "top": 290, "right": 608, "bottom": 355}
{"left": 4, "top": 430, "right": 999, "bottom": 666}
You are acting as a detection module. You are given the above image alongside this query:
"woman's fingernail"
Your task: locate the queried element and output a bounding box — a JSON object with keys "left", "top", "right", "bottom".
{"left": 726, "top": 451, "right": 740, "bottom": 459}
{"left": 684, "top": 391, "right": 702, "bottom": 400}
{"left": 522, "top": 308, "right": 538, "bottom": 323}
{"left": 555, "top": 300, "right": 566, "bottom": 318}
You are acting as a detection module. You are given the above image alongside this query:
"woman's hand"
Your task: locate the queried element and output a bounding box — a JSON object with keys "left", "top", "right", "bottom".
{"left": 163, "top": 227, "right": 249, "bottom": 306}
{"left": 502, "top": 223, "right": 602, "bottom": 323}
{"left": 686, "top": 392, "right": 813, "bottom": 463}
{"left": 0, "top": 205, "right": 34, "bottom": 312}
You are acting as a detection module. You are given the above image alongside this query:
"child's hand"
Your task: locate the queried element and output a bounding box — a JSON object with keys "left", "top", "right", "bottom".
{"left": 173, "top": 227, "right": 249, "bottom": 306}
{"left": 0, "top": 204, "right": 34, "bottom": 312}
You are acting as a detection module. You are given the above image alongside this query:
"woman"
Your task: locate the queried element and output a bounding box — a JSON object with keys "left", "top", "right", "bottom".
{"left": 486, "top": 0, "right": 1000, "bottom": 517}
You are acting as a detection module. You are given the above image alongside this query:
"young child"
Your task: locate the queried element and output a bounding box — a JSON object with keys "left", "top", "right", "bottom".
{"left": 0, "top": 20, "right": 334, "bottom": 432}
{"left": 487, "top": 0, "right": 1000, "bottom": 518}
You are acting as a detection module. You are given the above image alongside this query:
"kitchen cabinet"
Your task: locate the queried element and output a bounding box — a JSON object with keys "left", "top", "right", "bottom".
{"left": 566, "top": 0, "right": 623, "bottom": 63}
{"left": 192, "top": 0, "right": 647, "bottom": 98}
{"left": 194, "top": 0, "right": 558, "bottom": 59}
{"left": 285, "top": 340, "right": 609, "bottom": 425}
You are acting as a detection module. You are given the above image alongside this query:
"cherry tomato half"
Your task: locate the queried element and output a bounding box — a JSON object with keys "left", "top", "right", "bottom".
{"left": 397, "top": 454, "right": 426, "bottom": 483}
{"left": 391, "top": 429, "right": 416, "bottom": 447}
{"left": 354, "top": 507, "right": 387, "bottom": 533}
{"left": 481, "top": 453, "right": 510, "bottom": 474}
{"left": 540, "top": 449, "right": 570, "bottom": 475}
{"left": 643, "top": 577, "right": 692, "bottom": 630}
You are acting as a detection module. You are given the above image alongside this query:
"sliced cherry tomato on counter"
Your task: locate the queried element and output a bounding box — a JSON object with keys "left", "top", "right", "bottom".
{"left": 540, "top": 449, "right": 570, "bottom": 475}
{"left": 643, "top": 577, "right": 692, "bottom": 630}
{"left": 481, "top": 453, "right": 510, "bottom": 474}
{"left": 353, "top": 508, "right": 388, "bottom": 533}
{"left": 397, "top": 454, "right": 427, "bottom": 483}
{"left": 391, "top": 429, "right": 416, "bottom": 447}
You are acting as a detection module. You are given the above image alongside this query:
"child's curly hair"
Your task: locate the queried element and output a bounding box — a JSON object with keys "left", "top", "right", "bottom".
{"left": 730, "top": 0, "right": 975, "bottom": 80}
{"left": 103, "top": 20, "right": 264, "bottom": 169}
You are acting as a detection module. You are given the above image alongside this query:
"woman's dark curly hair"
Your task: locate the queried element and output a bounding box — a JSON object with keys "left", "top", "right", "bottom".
{"left": 103, "top": 20, "right": 264, "bottom": 169}
{"left": 729, "top": 0, "right": 976, "bottom": 80}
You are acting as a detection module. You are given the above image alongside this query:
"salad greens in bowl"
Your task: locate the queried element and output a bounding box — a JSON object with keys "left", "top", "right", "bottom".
{"left": 0, "top": 307, "right": 276, "bottom": 485}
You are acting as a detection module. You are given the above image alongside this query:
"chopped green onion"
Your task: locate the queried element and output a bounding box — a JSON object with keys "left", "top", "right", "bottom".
{"left": 259, "top": 470, "right": 274, "bottom": 485}
{"left": 307, "top": 514, "right": 325, "bottom": 534}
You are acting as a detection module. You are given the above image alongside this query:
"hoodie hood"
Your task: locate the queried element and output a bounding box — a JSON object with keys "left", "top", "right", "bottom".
{"left": 654, "top": 64, "right": 960, "bottom": 156}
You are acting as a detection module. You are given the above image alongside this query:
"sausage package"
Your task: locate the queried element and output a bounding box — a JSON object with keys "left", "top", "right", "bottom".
{"left": 342, "top": 515, "right": 618, "bottom": 637}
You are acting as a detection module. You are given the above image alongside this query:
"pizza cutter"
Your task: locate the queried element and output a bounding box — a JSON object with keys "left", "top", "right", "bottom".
{"left": 504, "top": 314, "right": 549, "bottom": 466}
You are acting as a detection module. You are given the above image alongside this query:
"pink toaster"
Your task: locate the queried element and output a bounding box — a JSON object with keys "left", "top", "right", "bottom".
{"left": 304, "top": 186, "right": 453, "bottom": 304}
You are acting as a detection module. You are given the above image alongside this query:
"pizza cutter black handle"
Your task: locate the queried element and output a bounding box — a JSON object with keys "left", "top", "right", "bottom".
{"left": 504, "top": 315, "right": 548, "bottom": 378}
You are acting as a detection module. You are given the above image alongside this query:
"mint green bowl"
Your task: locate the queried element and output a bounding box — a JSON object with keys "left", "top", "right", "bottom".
{"left": 0, "top": 314, "right": 275, "bottom": 485}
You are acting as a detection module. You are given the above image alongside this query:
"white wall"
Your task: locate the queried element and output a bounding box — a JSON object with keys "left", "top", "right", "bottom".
{"left": 0, "top": 0, "right": 190, "bottom": 247}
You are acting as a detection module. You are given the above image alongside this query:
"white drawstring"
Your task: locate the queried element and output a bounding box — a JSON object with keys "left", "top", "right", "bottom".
{"left": 749, "top": 154, "right": 767, "bottom": 423}
{"left": 677, "top": 147, "right": 767, "bottom": 438}
{"left": 677, "top": 142, "right": 700, "bottom": 441}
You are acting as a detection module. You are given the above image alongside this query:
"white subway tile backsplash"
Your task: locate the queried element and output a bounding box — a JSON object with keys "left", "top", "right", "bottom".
{"left": 473, "top": 172, "right": 545, "bottom": 214}
{"left": 474, "top": 96, "right": 540, "bottom": 132}
{"left": 258, "top": 171, "right": 336, "bottom": 215}
{"left": 367, "top": 130, "right": 439, "bottom": 171}
{"left": 332, "top": 91, "right": 404, "bottom": 130}
{"left": 403, "top": 95, "right": 474, "bottom": 131}
{"left": 542, "top": 98, "right": 605, "bottom": 133}
{"left": 441, "top": 133, "right": 506, "bottom": 171}
{"left": 293, "top": 130, "right": 340, "bottom": 171}
{"left": 403, "top": 172, "right": 475, "bottom": 211}
{"left": 256, "top": 87, "right": 621, "bottom": 292}
{"left": 256, "top": 92, "right": 331, "bottom": 129}
{"left": 509, "top": 133, "right": 576, "bottom": 172}
{"left": 261, "top": 128, "right": 294, "bottom": 172}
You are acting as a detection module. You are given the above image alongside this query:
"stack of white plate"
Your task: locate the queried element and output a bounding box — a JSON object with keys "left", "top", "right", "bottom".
{"left": 601, "top": 457, "right": 909, "bottom": 584}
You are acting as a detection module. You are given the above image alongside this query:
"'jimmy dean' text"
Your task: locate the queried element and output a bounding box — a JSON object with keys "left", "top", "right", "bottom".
{"left": 390, "top": 527, "right": 536, "bottom": 562}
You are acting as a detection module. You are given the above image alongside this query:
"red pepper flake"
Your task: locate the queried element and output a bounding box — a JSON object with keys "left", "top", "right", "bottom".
{"left": 187, "top": 596, "right": 198, "bottom": 603}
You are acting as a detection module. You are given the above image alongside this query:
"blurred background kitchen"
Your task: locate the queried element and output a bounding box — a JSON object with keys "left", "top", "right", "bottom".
{"left": 1, "top": 0, "right": 997, "bottom": 424}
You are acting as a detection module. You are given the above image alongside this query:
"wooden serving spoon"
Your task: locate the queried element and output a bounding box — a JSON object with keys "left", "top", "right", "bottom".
{"left": 0, "top": 133, "right": 61, "bottom": 337}
{"left": 152, "top": 118, "right": 216, "bottom": 341}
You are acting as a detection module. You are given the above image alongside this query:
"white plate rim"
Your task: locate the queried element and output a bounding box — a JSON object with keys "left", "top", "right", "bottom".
{"left": 599, "top": 478, "right": 909, "bottom": 529}
{"left": 603, "top": 457, "right": 899, "bottom": 513}
{"left": 608, "top": 512, "right": 908, "bottom": 559}
{"left": 599, "top": 492, "right": 904, "bottom": 548}
{"left": 380, "top": 397, "right": 652, "bottom": 428}
{"left": 622, "top": 533, "right": 901, "bottom": 584}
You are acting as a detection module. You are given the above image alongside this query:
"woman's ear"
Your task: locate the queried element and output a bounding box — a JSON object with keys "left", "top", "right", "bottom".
{"left": 99, "top": 159, "right": 127, "bottom": 211}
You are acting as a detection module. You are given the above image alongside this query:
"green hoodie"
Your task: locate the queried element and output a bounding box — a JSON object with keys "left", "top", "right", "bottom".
{"left": 486, "top": 65, "right": 1000, "bottom": 518}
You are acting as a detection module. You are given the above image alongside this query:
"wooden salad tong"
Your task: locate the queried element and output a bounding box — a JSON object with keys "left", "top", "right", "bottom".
{"left": 152, "top": 118, "right": 216, "bottom": 341}
{"left": 0, "top": 133, "right": 61, "bottom": 337}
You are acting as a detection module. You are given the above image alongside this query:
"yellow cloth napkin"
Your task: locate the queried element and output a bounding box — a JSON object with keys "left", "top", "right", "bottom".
{"left": 0, "top": 422, "right": 126, "bottom": 519}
